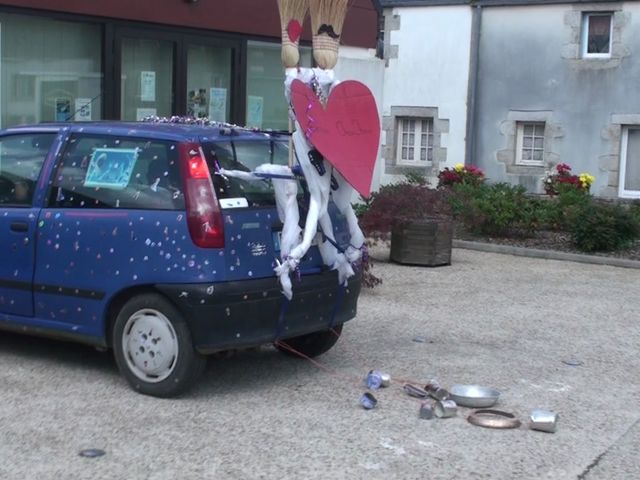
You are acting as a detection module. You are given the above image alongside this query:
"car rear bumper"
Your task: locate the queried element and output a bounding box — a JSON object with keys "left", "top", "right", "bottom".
{"left": 155, "top": 269, "right": 361, "bottom": 354}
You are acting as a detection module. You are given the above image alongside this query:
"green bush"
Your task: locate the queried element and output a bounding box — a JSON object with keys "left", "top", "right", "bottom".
{"left": 358, "top": 176, "right": 450, "bottom": 289}
{"left": 451, "top": 182, "right": 541, "bottom": 237}
{"left": 360, "top": 181, "right": 452, "bottom": 241}
{"left": 404, "top": 171, "right": 428, "bottom": 186}
{"left": 352, "top": 198, "right": 371, "bottom": 219}
{"left": 569, "top": 202, "right": 640, "bottom": 252}
{"left": 630, "top": 201, "right": 640, "bottom": 225}
{"left": 538, "top": 188, "right": 593, "bottom": 231}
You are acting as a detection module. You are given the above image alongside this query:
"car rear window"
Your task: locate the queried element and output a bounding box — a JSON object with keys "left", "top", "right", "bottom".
{"left": 203, "top": 138, "right": 296, "bottom": 207}
{"left": 48, "top": 134, "right": 184, "bottom": 210}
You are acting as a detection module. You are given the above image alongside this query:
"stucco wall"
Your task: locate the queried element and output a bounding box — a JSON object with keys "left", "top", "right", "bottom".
{"left": 476, "top": 3, "right": 640, "bottom": 196}
{"left": 381, "top": 5, "right": 472, "bottom": 186}
{"left": 335, "top": 47, "right": 386, "bottom": 193}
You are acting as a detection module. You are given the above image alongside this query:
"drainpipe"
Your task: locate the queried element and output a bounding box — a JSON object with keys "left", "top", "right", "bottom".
{"left": 374, "top": 0, "right": 384, "bottom": 59}
{"left": 465, "top": 3, "right": 483, "bottom": 166}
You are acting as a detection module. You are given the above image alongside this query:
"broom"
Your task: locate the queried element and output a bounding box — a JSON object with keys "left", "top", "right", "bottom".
{"left": 277, "top": 0, "right": 309, "bottom": 68}
{"left": 309, "top": 0, "right": 349, "bottom": 70}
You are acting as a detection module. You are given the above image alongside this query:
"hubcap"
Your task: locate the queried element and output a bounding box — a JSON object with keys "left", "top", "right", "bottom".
{"left": 122, "top": 308, "right": 178, "bottom": 383}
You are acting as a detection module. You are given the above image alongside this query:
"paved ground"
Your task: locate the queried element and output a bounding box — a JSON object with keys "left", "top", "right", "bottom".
{"left": 0, "top": 249, "right": 639, "bottom": 480}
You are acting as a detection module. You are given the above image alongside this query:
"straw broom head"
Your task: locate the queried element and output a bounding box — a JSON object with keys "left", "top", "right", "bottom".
{"left": 277, "top": 0, "right": 309, "bottom": 68}
{"left": 309, "top": 0, "right": 349, "bottom": 69}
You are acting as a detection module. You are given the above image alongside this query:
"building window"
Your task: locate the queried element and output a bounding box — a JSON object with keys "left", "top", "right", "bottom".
{"left": 396, "top": 117, "right": 433, "bottom": 165}
{"left": 515, "top": 122, "right": 545, "bottom": 166}
{"left": 246, "top": 41, "right": 311, "bottom": 131}
{"left": 0, "top": 13, "right": 103, "bottom": 128}
{"left": 382, "top": 106, "right": 448, "bottom": 175}
{"left": 582, "top": 13, "right": 612, "bottom": 58}
{"left": 619, "top": 126, "right": 640, "bottom": 198}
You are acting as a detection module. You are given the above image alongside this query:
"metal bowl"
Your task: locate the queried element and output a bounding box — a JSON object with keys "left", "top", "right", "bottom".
{"left": 449, "top": 384, "right": 500, "bottom": 408}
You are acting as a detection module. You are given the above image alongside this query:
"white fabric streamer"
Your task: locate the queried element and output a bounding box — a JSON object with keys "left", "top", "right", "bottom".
{"left": 263, "top": 167, "right": 303, "bottom": 300}
{"left": 217, "top": 169, "right": 260, "bottom": 182}
{"left": 330, "top": 170, "right": 365, "bottom": 264}
{"left": 217, "top": 164, "right": 303, "bottom": 299}
{"left": 289, "top": 128, "right": 331, "bottom": 257}
{"left": 254, "top": 164, "right": 301, "bottom": 261}
{"left": 285, "top": 68, "right": 336, "bottom": 104}
{"left": 285, "top": 68, "right": 362, "bottom": 288}
{"left": 217, "top": 67, "right": 367, "bottom": 298}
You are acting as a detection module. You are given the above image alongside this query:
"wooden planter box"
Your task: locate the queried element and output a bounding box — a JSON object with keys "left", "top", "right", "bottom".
{"left": 390, "top": 219, "right": 453, "bottom": 266}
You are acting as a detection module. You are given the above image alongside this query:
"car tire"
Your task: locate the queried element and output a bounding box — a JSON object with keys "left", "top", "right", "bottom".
{"left": 112, "top": 293, "right": 206, "bottom": 397}
{"left": 275, "top": 324, "right": 343, "bottom": 359}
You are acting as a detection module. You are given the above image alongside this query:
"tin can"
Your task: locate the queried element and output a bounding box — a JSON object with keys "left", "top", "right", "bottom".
{"left": 425, "top": 379, "right": 449, "bottom": 400}
{"left": 434, "top": 399, "right": 458, "bottom": 418}
{"left": 403, "top": 383, "right": 428, "bottom": 399}
{"left": 425, "top": 379, "right": 442, "bottom": 392}
{"left": 529, "top": 410, "right": 558, "bottom": 433}
{"left": 360, "top": 392, "right": 378, "bottom": 410}
{"left": 419, "top": 401, "right": 435, "bottom": 420}
{"left": 367, "top": 370, "right": 391, "bottom": 389}
{"left": 432, "top": 388, "right": 450, "bottom": 401}
{"left": 366, "top": 371, "right": 383, "bottom": 390}
{"left": 378, "top": 372, "right": 391, "bottom": 388}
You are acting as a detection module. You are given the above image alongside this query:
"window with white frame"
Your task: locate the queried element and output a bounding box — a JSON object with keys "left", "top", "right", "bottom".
{"left": 515, "top": 122, "right": 545, "bottom": 166}
{"left": 619, "top": 126, "right": 640, "bottom": 198}
{"left": 396, "top": 117, "right": 433, "bottom": 165}
{"left": 582, "top": 13, "right": 613, "bottom": 58}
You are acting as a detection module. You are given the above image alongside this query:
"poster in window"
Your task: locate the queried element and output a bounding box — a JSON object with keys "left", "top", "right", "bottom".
{"left": 55, "top": 98, "right": 71, "bottom": 122}
{"left": 136, "top": 108, "right": 157, "bottom": 121}
{"left": 209, "top": 87, "right": 227, "bottom": 122}
{"left": 75, "top": 98, "right": 92, "bottom": 121}
{"left": 247, "top": 96, "right": 264, "bottom": 129}
{"left": 187, "top": 89, "right": 208, "bottom": 118}
{"left": 84, "top": 148, "right": 138, "bottom": 189}
{"left": 140, "top": 71, "right": 156, "bottom": 102}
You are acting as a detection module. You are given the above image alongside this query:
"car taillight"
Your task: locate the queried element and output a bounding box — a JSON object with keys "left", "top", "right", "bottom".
{"left": 179, "top": 142, "right": 224, "bottom": 248}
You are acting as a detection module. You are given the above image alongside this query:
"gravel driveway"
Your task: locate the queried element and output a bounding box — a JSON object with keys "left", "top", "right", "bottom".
{"left": 1, "top": 249, "right": 638, "bottom": 479}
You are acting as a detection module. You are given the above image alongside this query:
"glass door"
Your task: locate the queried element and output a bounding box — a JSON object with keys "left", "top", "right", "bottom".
{"left": 186, "top": 44, "right": 232, "bottom": 122}
{"left": 114, "top": 29, "right": 241, "bottom": 123}
{"left": 245, "top": 42, "right": 312, "bottom": 131}
{"left": 118, "top": 35, "right": 175, "bottom": 121}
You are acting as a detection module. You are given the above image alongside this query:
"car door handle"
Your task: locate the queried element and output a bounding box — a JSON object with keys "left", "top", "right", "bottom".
{"left": 10, "top": 222, "right": 29, "bottom": 232}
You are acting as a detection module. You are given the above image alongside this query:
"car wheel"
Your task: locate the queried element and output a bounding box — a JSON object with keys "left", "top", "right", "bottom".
{"left": 275, "top": 324, "right": 343, "bottom": 359}
{"left": 112, "top": 293, "right": 206, "bottom": 397}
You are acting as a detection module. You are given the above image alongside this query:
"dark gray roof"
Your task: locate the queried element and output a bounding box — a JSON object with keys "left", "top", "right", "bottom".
{"left": 380, "top": 0, "right": 630, "bottom": 7}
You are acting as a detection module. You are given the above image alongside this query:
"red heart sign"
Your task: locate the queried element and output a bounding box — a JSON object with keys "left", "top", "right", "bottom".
{"left": 290, "top": 79, "right": 380, "bottom": 198}
{"left": 287, "top": 20, "right": 302, "bottom": 43}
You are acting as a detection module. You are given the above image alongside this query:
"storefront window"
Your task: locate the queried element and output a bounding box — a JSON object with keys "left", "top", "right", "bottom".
{"left": 246, "top": 41, "right": 311, "bottom": 131}
{"left": 186, "top": 44, "right": 232, "bottom": 122}
{"left": 121, "top": 38, "right": 174, "bottom": 121}
{"left": 0, "top": 13, "right": 102, "bottom": 128}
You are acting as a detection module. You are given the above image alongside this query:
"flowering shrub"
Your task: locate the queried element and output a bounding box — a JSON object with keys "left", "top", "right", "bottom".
{"left": 360, "top": 180, "right": 452, "bottom": 242}
{"left": 358, "top": 177, "right": 452, "bottom": 288}
{"left": 579, "top": 172, "right": 596, "bottom": 189}
{"left": 437, "top": 163, "right": 485, "bottom": 188}
{"left": 544, "top": 163, "right": 595, "bottom": 195}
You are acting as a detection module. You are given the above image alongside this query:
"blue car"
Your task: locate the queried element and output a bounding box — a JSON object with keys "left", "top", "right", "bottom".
{"left": 0, "top": 122, "right": 362, "bottom": 397}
